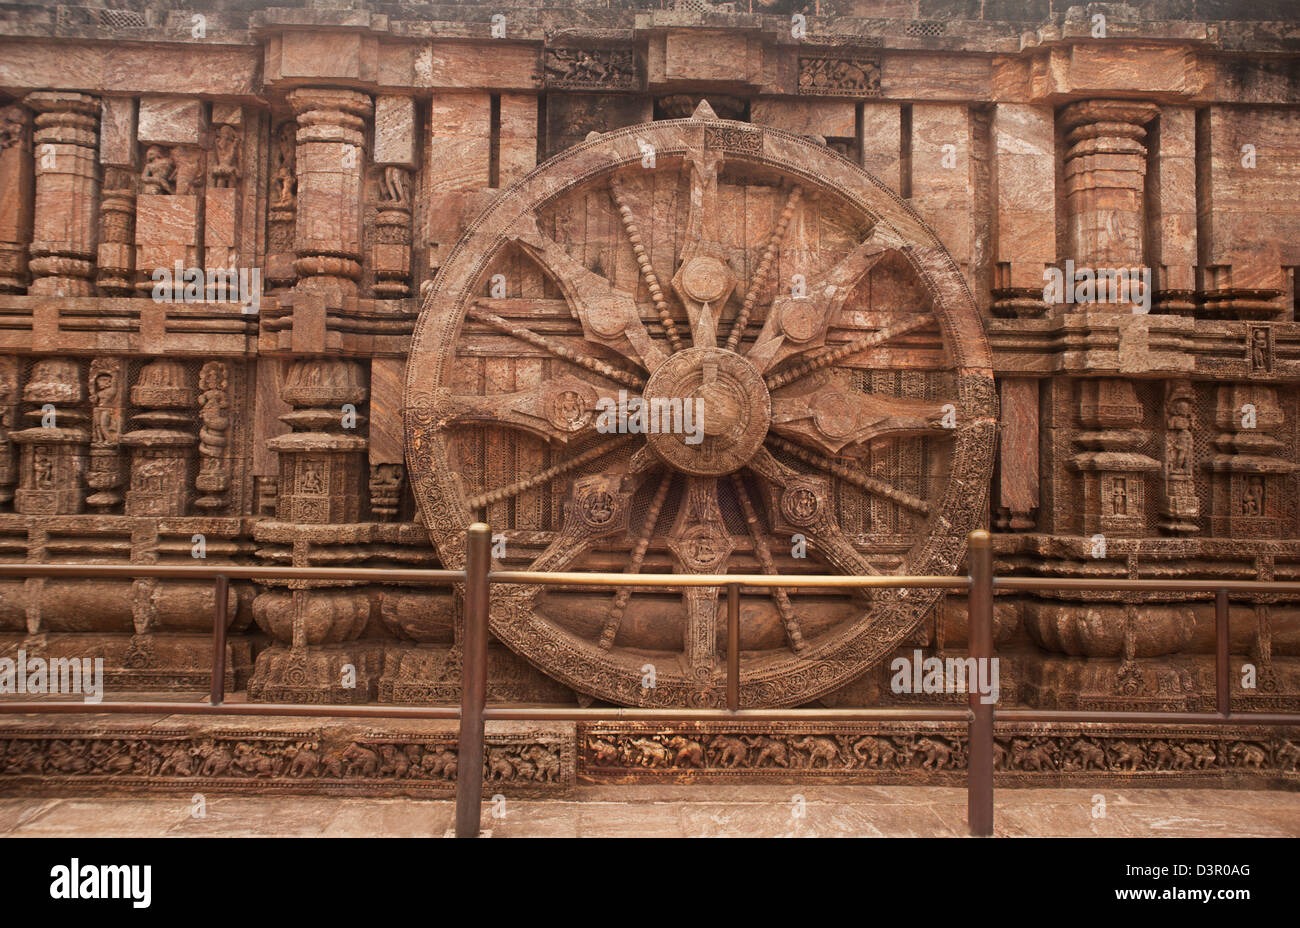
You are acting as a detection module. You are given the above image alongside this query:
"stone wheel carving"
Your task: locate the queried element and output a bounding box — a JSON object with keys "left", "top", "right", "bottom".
{"left": 406, "top": 107, "right": 996, "bottom": 707}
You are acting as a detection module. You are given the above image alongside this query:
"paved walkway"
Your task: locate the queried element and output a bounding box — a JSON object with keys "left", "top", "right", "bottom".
{"left": 3, "top": 786, "right": 1298, "bottom": 837}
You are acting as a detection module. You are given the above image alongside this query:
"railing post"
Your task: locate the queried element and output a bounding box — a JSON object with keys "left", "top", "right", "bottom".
{"left": 966, "top": 529, "right": 994, "bottom": 837}
{"left": 726, "top": 582, "right": 740, "bottom": 711}
{"left": 210, "top": 575, "right": 228, "bottom": 706}
{"left": 1216, "top": 589, "right": 1230, "bottom": 717}
{"left": 455, "top": 522, "right": 492, "bottom": 838}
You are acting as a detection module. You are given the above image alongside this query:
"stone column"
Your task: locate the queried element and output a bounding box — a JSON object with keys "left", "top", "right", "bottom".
{"left": 0, "top": 104, "right": 34, "bottom": 293}
{"left": 1061, "top": 101, "right": 1161, "bottom": 538}
{"left": 289, "top": 88, "right": 371, "bottom": 301}
{"left": 96, "top": 97, "right": 137, "bottom": 295}
{"left": 10, "top": 359, "right": 90, "bottom": 514}
{"left": 371, "top": 95, "right": 415, "bottom": 299}
{"left": 121, "top": 359, "right": 197, "bottom": 517}
{"left": 23, "top": 91, "right": 100, "bottom": 297}
{"left": 1060, "top": 100, "right": 1158, "bottom": 285}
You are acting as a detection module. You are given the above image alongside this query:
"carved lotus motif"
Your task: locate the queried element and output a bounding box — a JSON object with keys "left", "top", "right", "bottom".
{"left": 253, "top": 590, "right": 369, "bottom": 646}
{"left": 1023, "top": 602, "right": 1194, "bottom": 658}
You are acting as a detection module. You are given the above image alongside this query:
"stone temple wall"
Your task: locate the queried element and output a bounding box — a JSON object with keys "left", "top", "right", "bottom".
{"left": 0, "top": 0, "right": 1298, "bottom": 790}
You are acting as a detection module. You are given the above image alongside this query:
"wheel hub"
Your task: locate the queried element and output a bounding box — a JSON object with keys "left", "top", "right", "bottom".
{"left": 642, "top": 346, "right": 770, "bottom": 477}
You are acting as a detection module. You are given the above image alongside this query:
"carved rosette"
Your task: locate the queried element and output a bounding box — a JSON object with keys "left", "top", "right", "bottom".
{"left": 406, "top": 113, "right": 996, "bottom": 708}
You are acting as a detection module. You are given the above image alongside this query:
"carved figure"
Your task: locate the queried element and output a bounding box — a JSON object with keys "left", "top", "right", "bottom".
{"left": 1011, "top": 738, "right": 1057, "bottom": 772}
{"left": 487, "top": 747, "right": 516, "bottom": 780}
{"left": 746, "top": 735, "right": 792, "bottom": 768}
{"left": 852, "top": 736, "right": 898, "bottom": 768}
{"left": 210, "top": 125, "right": 239, "bottom": 187}
{"left": 666, "top": 735, "right": 704, "bottom": 768}
{"left": 629, "top": 737, "right": 671, "bottom": 768}
{"left": 341, "top": 742, "right": 380, "bottom": 777}
{"left": 140, "top": 145, "right": 176, "bottom": 195}
{"left": 1067, "top": 738, "right": 1106, "bottom": 771}
{"left": 590, "top": 738, "right": 621, "bottom": 766}
{"left": 1229, "top": 742, "right": 1267, "bottom": 768}
{"left": 791, "top": 736, "right": 843, "bottom": 769}
{"left": 1185, "top": 742, "right": 1217, "bottom": 769}
{"left": 912, "top": 737, "right": 954, "bottom": 771}
{"left": 708, "top": 735, "right": 748, "bottom": 768}
{"left": 1109, "top": 740, "right": 1145, "bottom": 772}
{"left": 380, "top": 166, "right": 409, "bottom": 206}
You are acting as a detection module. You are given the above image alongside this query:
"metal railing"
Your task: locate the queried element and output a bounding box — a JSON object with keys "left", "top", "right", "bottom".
{"left": 1, "top": 527, "right": 1298, "bottom": 838}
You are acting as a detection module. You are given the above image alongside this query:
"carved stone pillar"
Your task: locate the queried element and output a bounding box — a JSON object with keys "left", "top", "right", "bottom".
{"left": 10, "top": 359, "right": 90, "bottom": 514}
{"left": 0, "top": 104, "right": 34, "bottom": 293}
{"left": 371, "top": 95, "right": 415, "bottom": 298}
{"left": 1159, "top": 380, "right": 1199, "bottom": 534}
{"left": 1206, "top": 384, "right": 1295, "bottom": 538}
{"left": 268, "top": 358, "right": 367, "bottom": 523}
{"left": 121, "top": 359, "right": 197, "bottom": 516}
{"left": 96, "top": 97, "right": 137, "bottom": 295}
{"left": 1060, "top": 100, "right": 1158, "bottom": 284}
{"left": 85, "top": 357, "right": 127, "bottom": 512}
{"left": 0, "top": 357, "right": 18, "bottom": 506}
{"left": 265, "top": 121, "right": 298, "bottom": 293}
{"left": 23, "top": 91, "right": 100, "bottom": 296}
{"left": 289, "top": 88, "right": 371, "bottom": 301}
{"left": 1069, "top": 379, "right": 1161, "bottom": 537}
{"left": 1061, "top": 102, "right": 1161, "bottom": 540}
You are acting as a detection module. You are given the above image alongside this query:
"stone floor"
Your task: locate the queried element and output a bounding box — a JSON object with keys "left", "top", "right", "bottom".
{"left": 2, "top": 785, "right": 1299, "bottom": 837}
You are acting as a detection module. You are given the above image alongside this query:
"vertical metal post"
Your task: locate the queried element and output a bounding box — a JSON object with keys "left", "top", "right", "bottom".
{"left": 1215, "top": 589, "right": 1230, "bottom": 717}
{"left": 210, "top": 575, "right": 228, "bottom": 706}
{"left": 966, "top": 529, "right": 994, "bottom": 837}
{"left": 726, "top": 582, "right": 740, "bottom": 711}
{"left": 455, "top": 523, "right": 492, "bottom": 838}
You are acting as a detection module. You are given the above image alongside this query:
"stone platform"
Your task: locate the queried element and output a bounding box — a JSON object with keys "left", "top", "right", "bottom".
{"left": 4, "top": 786, "right": 1300, "bottom": 838}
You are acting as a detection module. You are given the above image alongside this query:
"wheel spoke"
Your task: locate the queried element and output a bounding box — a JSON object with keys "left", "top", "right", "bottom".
{"left": 767, "top": 434, "right": 932, "bottom": 516}
{"left": 725, "top": 184, "right": 803, "bottom": 352}
{"left": 745, "top": 230, "right": 884, "bottom": 373}
{"left": 598, "top": 470, "right": 673, "bottom": 650}
{"left": 526, "top": 470, "right": 646, "bottom": 574}
{"left": 672, "top": 143, "right": 735, "bottom": 349}
{"left": 770, "top": 373, "right": 956, "bottom": 456}
{"left": 764, "top": 314, "right": 933, "bottom": 391}
{"left": 667, "top": 475, "right": 733, "bottom": 673}
{"left": 467, "top": 304, "right": 644, "bottom": 390}
{"left": 731, "top": 474, "right": 808, "bottom": 654}
{"left": 608, "top": 175, "right": 684, "bottom": 353}
{"left": 437, "top": 373, "right": 623, "bottom": 446}
{"left": 466, "top": 434, "right": 636, "bottom": 511}
{"left": 510, "top": 216, "right": 669, "bottom": 373}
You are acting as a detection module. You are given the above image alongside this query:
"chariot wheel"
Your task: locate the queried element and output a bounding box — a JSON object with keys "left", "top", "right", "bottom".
{"left": 406, "top": 105, "right": 996, "bottom": 707}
